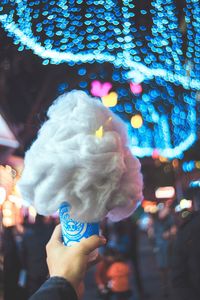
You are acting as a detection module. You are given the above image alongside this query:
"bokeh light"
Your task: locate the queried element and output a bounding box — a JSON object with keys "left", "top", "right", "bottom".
{"left": 0, "top": 0, "right": 199, "bottom": 158}
{"left": 131, "top": 115, "right": 143, "bottom": 128}
{"left": 102, "top": 92, "right": 118, "bottom": 108}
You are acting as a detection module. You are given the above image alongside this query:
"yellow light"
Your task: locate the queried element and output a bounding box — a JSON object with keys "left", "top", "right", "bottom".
{"left": 95, "top": 125, "right": 104, "bottom": 138}
{"left": 144, "top": 205, "right": 151, "bottom": 213}
{"left": 150, "top": 206, "right": 158, "bottom": 214}
{"left": 102, "top": 92, "right": 118, "bottom": 107}
{"left": 3, "top": 217, "right": 14, "bottom": 227}
{"left": 3, "top": 208, "right": 12, "bottom": 217}
{"left": 159, "top": 156, "right": 168, "bottom": 162}
{"left": 195, "top": 161, "right": 200, "bottom": 169}
{"left": 131, "top": 115, "right": 143, "bottom": 128}
{"left": 144, "top": 204, "right": 158, "bottom": 214}
{"left": 180, "top": 199, "right": 192, "bottom": 209}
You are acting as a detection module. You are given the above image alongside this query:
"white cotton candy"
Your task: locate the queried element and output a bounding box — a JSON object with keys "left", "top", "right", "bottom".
{"left": 18, "top": 90, "right": 143, "bottom": 222}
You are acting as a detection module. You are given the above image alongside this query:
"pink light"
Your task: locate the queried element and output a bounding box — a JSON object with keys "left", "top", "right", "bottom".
{"left": 90, "top": 80, "right": 112, "bottom": 97}
{"left": 152, "top": 149, "right": 159, "bottom": 159}
{"left": 130, "top": 82, "right": 143, "bottom": 94}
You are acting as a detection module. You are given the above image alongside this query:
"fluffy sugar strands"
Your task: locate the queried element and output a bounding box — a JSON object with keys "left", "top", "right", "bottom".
{"left": 19, "top": 90, "right": 143, "bottom": 222}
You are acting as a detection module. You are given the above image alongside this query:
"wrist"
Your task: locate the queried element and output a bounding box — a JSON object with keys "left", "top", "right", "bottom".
{"left": 50, "top": 273, "right": 80, "bottom": 292}
{"left": 47, "top": 277, "right": 78, "bottom": 299}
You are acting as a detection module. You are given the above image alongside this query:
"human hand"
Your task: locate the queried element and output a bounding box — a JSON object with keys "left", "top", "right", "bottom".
{"left": 98, "top": 284, "right": 109, "bottom": 295}
{"left": 46, "top": 224, "right": 106, "bottom": 293}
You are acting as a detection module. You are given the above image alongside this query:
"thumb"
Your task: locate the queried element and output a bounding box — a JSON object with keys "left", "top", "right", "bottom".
{"left": 47, "top": 224, "right": 62, "bottom": 247}
{"left": 79, "top": 235, "right": 106, "bottom": 255}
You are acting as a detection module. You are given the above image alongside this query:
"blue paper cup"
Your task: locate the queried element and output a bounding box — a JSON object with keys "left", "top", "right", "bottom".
{"left": 59, "top": 202, "right": 99, "bottom": 247}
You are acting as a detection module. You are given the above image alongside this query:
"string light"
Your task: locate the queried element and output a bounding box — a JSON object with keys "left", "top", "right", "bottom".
{"left": 0, "top": 1, "right": 199, "bottom": 158}
{"left": 151, "top": 0, "right": 183, "bottom": 72}
{"left": 0, "top": 0, "right": 199, "bottom": 90}
{"left": 190, "top": 180, "right": 200, "bottom": 188}
{"left": 182, "top": 160, "right": 200, "bottom": 172}
{"left": 184, "top": 0, "right": 200, "bottom": 77}
{"left": 130, "top": 132, "right": 196, "bottom": 158}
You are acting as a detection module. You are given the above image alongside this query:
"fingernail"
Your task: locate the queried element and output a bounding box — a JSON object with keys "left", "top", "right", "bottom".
{"left": 100, "top": 236, "right": 107, "bottom": 244}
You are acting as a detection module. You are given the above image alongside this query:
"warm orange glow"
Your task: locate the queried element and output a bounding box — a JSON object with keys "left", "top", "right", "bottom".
{"left": 142, "top": 200, "right": 157, "bottom": 208}
{"left": 2, "top": 200, "right": 16, "bottom": 227}
{"left": 159, "top": 156, "right": 168, "bottom": 162}
{"left": 172, "top": 159, "right": 179, "bottom": 168}
{"left": 142, "top": 200, "right": 158, "bottom": 213}
{"left": 131, "top": 115, "right": 143, "bottom": 128}
{"left": 9, "top": 195, "right": 22, "bottom": 208}
{"left": 3, "top": 217, "right": 14, "bottom": 227}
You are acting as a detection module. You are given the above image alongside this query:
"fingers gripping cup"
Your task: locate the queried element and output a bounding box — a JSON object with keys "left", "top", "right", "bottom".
{"left": 59, "top": 202, "right": 99, "bottom": 259}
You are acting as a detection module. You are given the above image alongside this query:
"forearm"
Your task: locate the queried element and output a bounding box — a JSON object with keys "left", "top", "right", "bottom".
{"left": 29, "top": 277, "right": 78, "bottom": 300}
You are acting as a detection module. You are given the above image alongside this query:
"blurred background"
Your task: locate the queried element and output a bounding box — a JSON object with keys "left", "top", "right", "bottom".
{"left": 0, "top": 0, "right": 200, "bottom": 299}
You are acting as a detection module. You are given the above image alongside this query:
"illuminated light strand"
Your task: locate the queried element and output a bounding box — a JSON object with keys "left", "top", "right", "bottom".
{"left": 13, "top": 0, "right": 32, "bottom": 42}
{"left": 159, "top": 115, "right": 172, "bottom": 149}
{"left": 151, "top": 0, "right": 184, "bottom": 72}
{"left": 130, "top": 132, "right": 196, "bottom": 158}
{"left": 190, "top": 180, "right": 200, "bottom": 188}
{"left": 0, "top": 1, "right": 199, "bottom": 158}
{"left": 121, "top": 0, "right": 137, "bottom": 52}
{"left": 0, "top": 0, "right": 200, "bottom": 90}
{"left": 129, "top": 88, "right": 196, "bottom": 158}
{"left": 57, "top": 69, "right": 198, "bottom": 158}
{"left": 184, "top": 0, "right": 200, "bottom": 77}
{"left": 182, "top": 160, "right": 200, "bottom": 172}
{"left": 0, "top": 15, "right": 199, "bottom": 90}
{"left": 182, "top": 161, "right": 195, "bottom": 172}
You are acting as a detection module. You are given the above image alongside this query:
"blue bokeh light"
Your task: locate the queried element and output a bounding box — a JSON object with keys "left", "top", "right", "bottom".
{"left": 0, "top": 0, "right": 199, "bottom": 158}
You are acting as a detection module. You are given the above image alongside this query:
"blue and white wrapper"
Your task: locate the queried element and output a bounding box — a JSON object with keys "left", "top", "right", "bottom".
{"left": 59, "top": 202, "right": 99, "bottom": 246}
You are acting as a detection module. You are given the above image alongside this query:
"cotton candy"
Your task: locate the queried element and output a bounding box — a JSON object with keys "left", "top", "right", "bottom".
{"left": 18, "top": 90, "right": 143, "bottom": 222}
